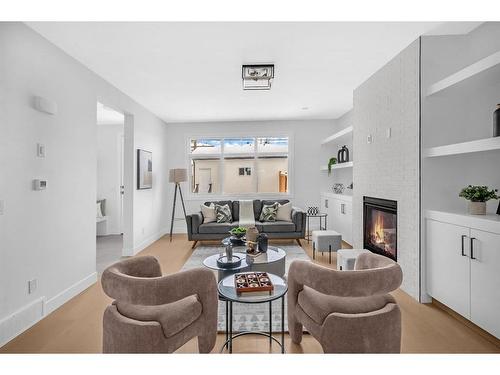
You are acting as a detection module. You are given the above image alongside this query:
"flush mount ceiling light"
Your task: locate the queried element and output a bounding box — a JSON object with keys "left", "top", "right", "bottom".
{"left": 242, "top": 64, "right": 274, "bottom": 90}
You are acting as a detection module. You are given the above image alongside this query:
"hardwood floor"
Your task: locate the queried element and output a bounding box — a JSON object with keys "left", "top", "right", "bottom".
{"left": 1, "top": 234, "right": 498, "bottom": 354}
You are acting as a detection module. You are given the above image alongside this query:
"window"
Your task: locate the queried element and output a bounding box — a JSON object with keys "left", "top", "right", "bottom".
{"left": 189, "top": 136, "right": 290, "bottom": 196}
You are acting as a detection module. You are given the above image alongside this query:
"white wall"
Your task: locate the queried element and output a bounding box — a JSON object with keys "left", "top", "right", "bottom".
{"left": 352, "top": 39, "right": 421, "bottom": 300}
{"left": 97, "top": 124, "right": 123, "bottom": 235}
{"left": 0, "top": 22, "right": 169, "bottom": 346}
{"left": 165, "top": 120, "right": 335, "bottom": 232}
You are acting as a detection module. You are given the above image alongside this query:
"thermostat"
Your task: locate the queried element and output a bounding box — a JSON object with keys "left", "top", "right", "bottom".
{"left": 33, "top": 179, "right": 47, "bottom": 190}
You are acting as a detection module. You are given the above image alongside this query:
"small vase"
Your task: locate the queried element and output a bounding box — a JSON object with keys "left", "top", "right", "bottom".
{"left": 494, "top": 104, "right": 500, "bottom": 137}
{"left": 469, "top": 201, "right": 486, "bottom": 215}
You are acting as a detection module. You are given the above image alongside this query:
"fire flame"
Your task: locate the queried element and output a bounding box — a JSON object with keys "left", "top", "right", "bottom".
{"left": 373, "top": 211, "right": 385, "bottom": 244}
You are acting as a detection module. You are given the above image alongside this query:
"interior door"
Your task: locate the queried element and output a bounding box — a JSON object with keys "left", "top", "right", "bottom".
{"left": 426, "top": 219, "right": 470, "bottom": 319}
{"left": 470, "top": 229, "right": 500, "bottom": 338}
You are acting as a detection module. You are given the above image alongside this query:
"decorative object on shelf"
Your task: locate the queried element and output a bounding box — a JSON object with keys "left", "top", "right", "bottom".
{"left": 137, "top": 149, "right": 153, "bottom": 189}
{"left": 257, "top": 233, "right": 269, "bottom": 253}
{"left": 327, "top": 157, "right": 337, "bottom": 175}
{"left": 347, "top": 182, "right": 354, "bottom": 190}
{"left": 332, "top": 183, "right": 345, "bottom": 194}
{"left": 494, "top": 104, "right": 500, "bottom": 137}
{"left": 459, "top": 185, "right": 499, "bottom": 215}
{"left": 168, "top": 168, "right": 188, "bottom": 241}
{"left": 337, "top": 145, "right": 350, "bottom": 163}
{"left": 307, "top": 206, "right": 320, "bottom": 215}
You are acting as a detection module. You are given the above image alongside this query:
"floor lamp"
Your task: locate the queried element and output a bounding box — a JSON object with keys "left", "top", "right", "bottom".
{"left": 169, "top": 168, "right": 187, "bottom": 242}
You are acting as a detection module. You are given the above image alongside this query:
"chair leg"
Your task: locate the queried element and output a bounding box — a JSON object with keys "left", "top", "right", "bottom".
{"left": 312, "top": 242, "right": 315, "bottom": 260}
{"left": 329, "top": 245, "right": 332, "bottom": 264}
{"left": 191, "top": 241, "right": 198, "bottom": 249}
{"left": 296, "top": 239, "right": 302, "bottom": 247}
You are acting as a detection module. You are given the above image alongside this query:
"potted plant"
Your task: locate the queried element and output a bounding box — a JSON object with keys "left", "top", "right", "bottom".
{"left": 229, "top": 226, "right": 247, "bottom": 239}
{"left": 459, "top": 185, "right": 498, "bottom": 215}
{"left": 327, "top": 157, "right": 337, "bottom": 175}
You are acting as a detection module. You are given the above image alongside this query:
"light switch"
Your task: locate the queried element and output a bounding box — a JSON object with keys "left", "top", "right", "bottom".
{"left": 386, "top": 128, "right": 392, "bottom": 138}
{"left": 367, "top": 134, "right": 373, "bottom": 144}
{"left": 0, "top": 200, "right": 4, "bottom": 215}
{"left": 37, "top": 143, "right": 46, "bottom": 158}
{"left": 28, "top": 279, "right": 37, "bottom": 294}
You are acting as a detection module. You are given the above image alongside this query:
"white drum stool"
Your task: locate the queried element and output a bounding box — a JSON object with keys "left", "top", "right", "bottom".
{"left": 311, "top": 230, "right": 342, "bottom": 264}
{"left": 337, "top": 249, "right": 370, "bottom": 270}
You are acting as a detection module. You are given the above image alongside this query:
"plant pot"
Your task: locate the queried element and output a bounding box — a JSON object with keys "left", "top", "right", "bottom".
{"left": 469, "top": 201, "right": 486, "bottom": 215}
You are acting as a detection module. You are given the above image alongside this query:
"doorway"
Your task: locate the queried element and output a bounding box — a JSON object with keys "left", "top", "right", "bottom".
{"left": 96, "top": 102, "right": 125, "bottom": 274}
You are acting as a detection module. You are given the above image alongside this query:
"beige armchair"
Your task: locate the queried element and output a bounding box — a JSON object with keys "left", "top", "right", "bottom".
{"left": 287, "top": 253, "right": 403, "bottom": 353}
{"left": 101, "top": 256, "right": 218, "bottom": 353}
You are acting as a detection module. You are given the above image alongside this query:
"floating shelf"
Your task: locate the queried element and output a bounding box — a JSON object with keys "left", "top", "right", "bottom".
{"left": 424, "top": 137, "right": 500, "bottom": 158}
{"left": 321, "top": 126, "right": 353, "bottom": 145}
{"left": 320, "top": 161, "right": 354, "bottom": 171}
{"left": 426, "top": 50, "right": 500, "bottom": 96}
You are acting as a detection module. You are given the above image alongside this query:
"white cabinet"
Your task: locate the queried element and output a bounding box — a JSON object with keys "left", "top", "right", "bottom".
{"left": 426, "top": 213, "right": 500, "bottom": 338}
{"left": 426, "top": 220, "right": 470, "bottom": 318}
{"left": 470, "top": 229, "right": 500, "bottom": 339}
{"left": 321, "top": 194, "right": 352, "bottom": 245}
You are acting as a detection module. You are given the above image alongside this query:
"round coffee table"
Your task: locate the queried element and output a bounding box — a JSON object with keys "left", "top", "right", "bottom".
{"left": 202, "top": 252, "right": 249, "bottom": 281}
{"left": 218, "top": 272, "right": 287, "bottom": 353}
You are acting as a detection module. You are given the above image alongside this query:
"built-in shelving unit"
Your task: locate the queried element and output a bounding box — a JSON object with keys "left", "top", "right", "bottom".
{"left": 320, "top": 126, "right": 353, "bottom": 145}
{"left": 424, "top": 137, "right": 500, "bottom": 158}
{"left": 320, "top": 161, "right": 353, "bottom": 171}
{"left": 426, "top": 50, "right": 500, "bottom": 96}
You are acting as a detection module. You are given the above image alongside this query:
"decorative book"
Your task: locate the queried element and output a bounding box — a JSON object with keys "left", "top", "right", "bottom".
{"left": 234, "top": 272, "right": 274, "bottom": 295}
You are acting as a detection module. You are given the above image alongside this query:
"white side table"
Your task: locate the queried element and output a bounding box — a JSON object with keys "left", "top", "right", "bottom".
{"left": 337, "top": 249, "right": 370, "bottom": 270}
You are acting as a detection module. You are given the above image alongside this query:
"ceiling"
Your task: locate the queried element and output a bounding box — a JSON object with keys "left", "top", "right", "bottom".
{"left": 27, "top": 22, "right": 481, "bottom": 123}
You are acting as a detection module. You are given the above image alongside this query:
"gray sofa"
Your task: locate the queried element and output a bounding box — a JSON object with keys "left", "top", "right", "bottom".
{"left": 186, "top": 200, "right": 306, "bottom": 248}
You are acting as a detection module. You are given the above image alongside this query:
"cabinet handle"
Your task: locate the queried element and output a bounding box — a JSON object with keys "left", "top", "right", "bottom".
{"left": 461, "top": 235, "right": 467, "bottom": 257}
{"left": 325, "top": 199, "right": 328, "bottom": 209}
{"left": 470, "top": 237, "right": 477, "bottom": 260}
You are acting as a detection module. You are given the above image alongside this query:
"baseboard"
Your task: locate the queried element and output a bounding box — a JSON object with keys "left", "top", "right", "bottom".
{"left": 44, "top": 272, "right": 98, "bottom": 315}
{"left": 0, "top": 297, "right": 45, "bottom": 347}
{"left": 432, "top": 298, "right": 500, "bottom": 347}
{"left": 131, "top": 228, "right": 169, "bottom": 256}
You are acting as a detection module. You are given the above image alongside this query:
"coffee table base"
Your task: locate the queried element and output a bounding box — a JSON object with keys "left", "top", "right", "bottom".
{"left": 220, "top": 297, "right": 285, "bottom": 354}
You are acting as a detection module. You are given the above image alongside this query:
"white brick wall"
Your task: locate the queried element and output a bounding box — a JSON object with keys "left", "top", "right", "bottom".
{"left": 352, "top": 39, "right": 421, "bottom": 300}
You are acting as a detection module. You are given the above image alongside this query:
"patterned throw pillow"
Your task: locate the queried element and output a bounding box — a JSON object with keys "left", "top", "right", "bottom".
{"left": 259, "top": 202, "right": 279, "bottom": 222}
{"left": 215, "top": 204, "right": 233, "bottom": 223}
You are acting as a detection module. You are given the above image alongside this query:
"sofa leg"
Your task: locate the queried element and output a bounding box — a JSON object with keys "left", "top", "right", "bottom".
{"left": 191, "top": 241, "right": 198, "bottom": 249}
{"left": 296, "top": 239, "right": 302, "bottom": 247}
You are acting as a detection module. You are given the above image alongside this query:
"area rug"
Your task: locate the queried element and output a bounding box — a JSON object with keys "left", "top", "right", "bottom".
{"left": 181, "top": 243, "right": 310, "bottom": 332}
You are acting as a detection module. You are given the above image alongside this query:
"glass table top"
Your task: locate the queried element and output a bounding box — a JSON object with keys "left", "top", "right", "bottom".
{"left": 218, "top": 272, "right": 288, "bottom": 303}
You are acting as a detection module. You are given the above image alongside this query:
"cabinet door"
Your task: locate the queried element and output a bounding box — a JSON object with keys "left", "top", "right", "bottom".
{"left": 426, "top": 219, "right": 470, "bottom": 319}
{"left": 329, "top": 199, "right": 342, "bottom": 234}
{"left": 470, "top": 229, "right": 500, "bottom": 338}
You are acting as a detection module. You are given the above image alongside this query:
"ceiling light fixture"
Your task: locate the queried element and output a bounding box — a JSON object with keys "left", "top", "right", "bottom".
{"left": 242, "top": 64, "right": 274, "bottom": 90}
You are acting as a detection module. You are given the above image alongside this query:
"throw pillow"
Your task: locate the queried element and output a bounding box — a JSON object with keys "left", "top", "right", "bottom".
{"left": 276, "top": 202, "right": 292, "bottom": 222}
{"left": 259, "top": 202, "right": 279, "bottom": 222}
{"left": 200, "top": 203, "right": 216, "bottom": 223}
{"left": 215, "top": 204, "right": 233, "bottom": 223}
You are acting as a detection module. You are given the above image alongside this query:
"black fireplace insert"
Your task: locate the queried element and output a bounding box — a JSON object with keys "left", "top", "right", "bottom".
{"left": 363, "top": 196, "right": 397, "bottom": 261}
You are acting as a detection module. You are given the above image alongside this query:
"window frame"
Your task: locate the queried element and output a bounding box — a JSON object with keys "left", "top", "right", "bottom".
{"left": 186, "top": 133, "right": 293, "bottom": 200}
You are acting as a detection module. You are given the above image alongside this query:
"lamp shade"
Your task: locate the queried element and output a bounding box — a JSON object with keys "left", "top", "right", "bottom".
{"left": 169, "top": 168, "right": 187, "bottom": 183}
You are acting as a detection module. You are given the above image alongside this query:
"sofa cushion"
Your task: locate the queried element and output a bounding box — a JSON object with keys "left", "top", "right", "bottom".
{"left": 199, "top": 221, "right": 239, "bottom": 234}
{"left": 261, "top": 221, "right": 296, "bottom": 233}
{"left": 297, "top": 286, "right": 396, "bottom": 325}
{"left": 115, "top": 295, "right": 202, "bottom": 338}
{"left": 200, "top": 203, "right": 216, "bottom": 223}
